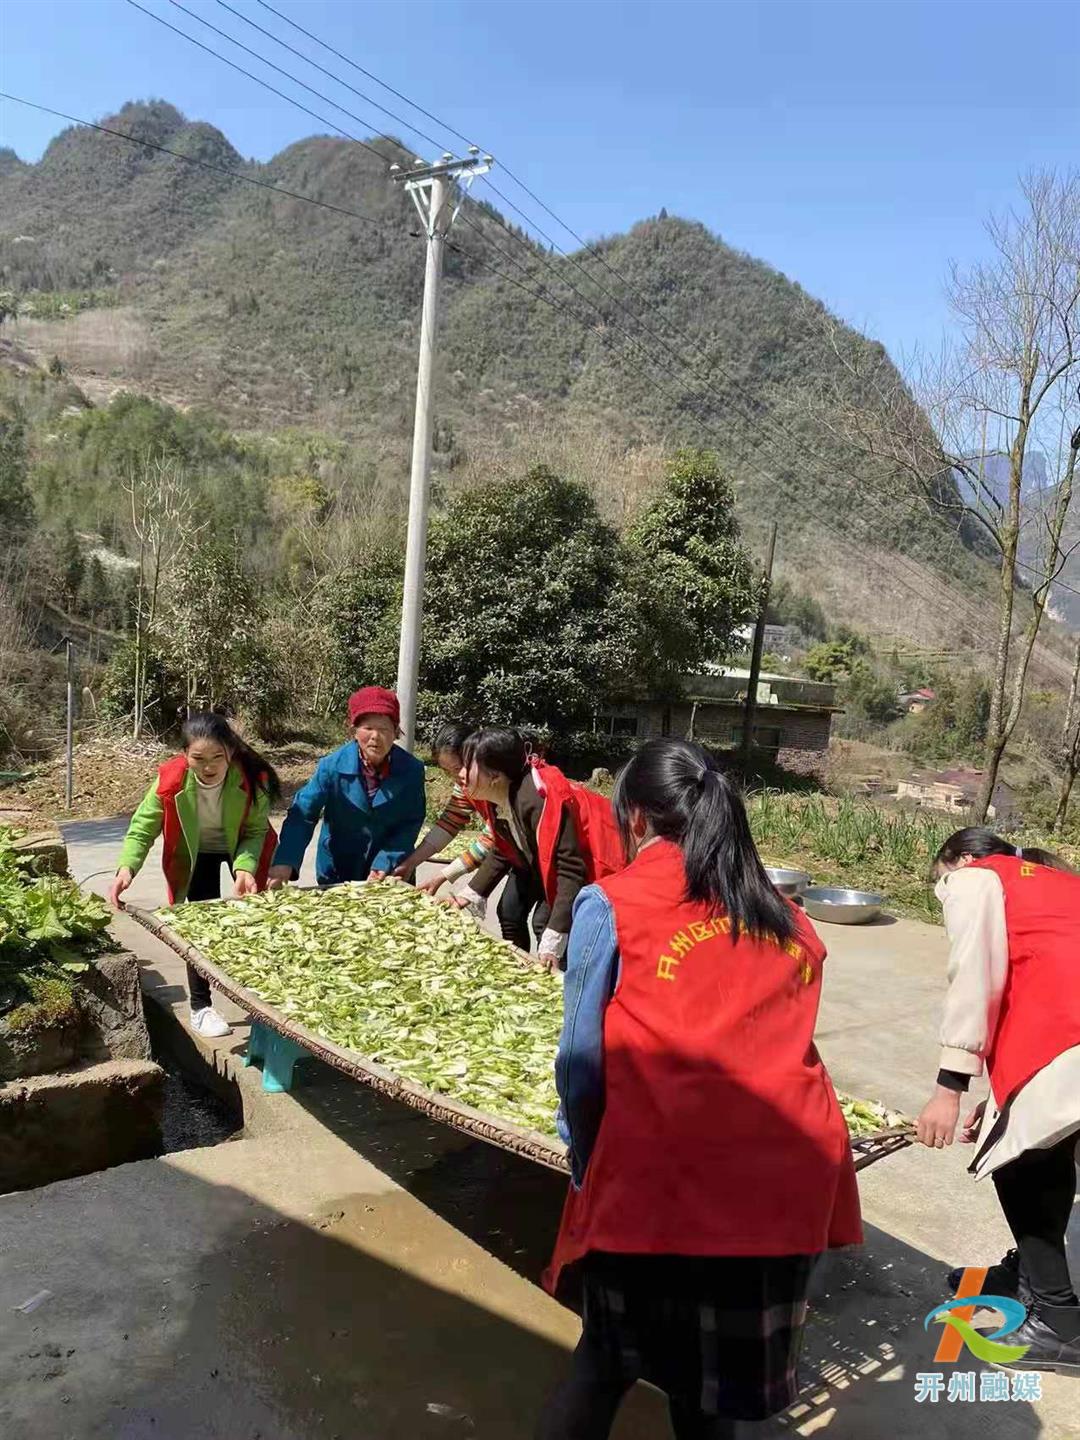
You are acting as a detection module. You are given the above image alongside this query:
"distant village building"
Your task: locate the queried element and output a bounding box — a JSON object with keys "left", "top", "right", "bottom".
{"left": 896, "top": 768, "right": 1014, "bottom": 821}
{"left": 899, "top": 687, "right": 937, "bottom": 714}
{"left": 598, "top": 669, "right": 841, "bottom": 780}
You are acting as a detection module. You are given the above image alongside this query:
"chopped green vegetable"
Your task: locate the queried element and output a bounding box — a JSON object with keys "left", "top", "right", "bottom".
{"left": 838, "top": 1094, "right": 906, "bottom": 1138}
{"left": 162, "top": 882, "right": 905, "bottom": 1145}
{"left": 162, "top": 883, "right": 564, "bottom": 1135}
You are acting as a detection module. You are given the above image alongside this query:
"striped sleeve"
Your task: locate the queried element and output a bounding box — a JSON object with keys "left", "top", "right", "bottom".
{"left": 459, "top": 831, "right": 495, "bottom": 871}
{"left": 433, "top": 783, "right": 475, "bottom": 839}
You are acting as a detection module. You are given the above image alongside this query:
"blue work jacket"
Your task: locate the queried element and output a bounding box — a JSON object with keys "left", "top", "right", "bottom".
{"left": 273, "top": 740, "right": 426, "bottom": 884}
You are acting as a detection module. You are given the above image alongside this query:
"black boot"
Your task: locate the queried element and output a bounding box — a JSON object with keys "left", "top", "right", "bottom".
{"left": 999, "top": 1305, "right": 1080, "bottom": 1374}
{"left": 947, "top": 1247, "right": 1029, "bottom": 1302}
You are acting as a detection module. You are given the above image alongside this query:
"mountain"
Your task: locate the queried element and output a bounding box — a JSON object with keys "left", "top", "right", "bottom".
{"left": 0, "top": 100, "right": 1000, "bottom": 645}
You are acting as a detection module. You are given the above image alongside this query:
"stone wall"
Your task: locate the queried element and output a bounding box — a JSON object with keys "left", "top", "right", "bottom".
{"left": 0, "top": 952, "right": 161, "bottom": 1192}
{"left": 0, "top": 950, "right": 152, "bottom": 1082}
{"left": 0, "top": 1060, "right": 163, "bottom": 1193}
{"left": 776, "top": 711, "right": 832, "bottom": 779}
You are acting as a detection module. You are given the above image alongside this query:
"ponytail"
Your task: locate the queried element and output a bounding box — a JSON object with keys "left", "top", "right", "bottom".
{"left": 932, "top": 826, "right": 1072, "bottom": 878}
{"left": 181, "top": 711, "right": 281, "bottom": 805}
{"left": 613, "top": 738, "right": 795, "bottom": 945}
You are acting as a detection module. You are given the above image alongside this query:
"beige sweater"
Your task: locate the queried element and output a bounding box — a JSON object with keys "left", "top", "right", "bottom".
{"left": 935, "top": 867, "right": 1008, "bottom": 1077}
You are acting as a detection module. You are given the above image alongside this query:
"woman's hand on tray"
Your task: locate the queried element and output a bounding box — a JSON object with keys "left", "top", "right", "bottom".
{"left": 266, "top": 865, "right": 293, "bottom": 891}
{"left": 233, "top": 871, "right": 258, "bottom": 899}
{"left": 108, "top": 867, "right": 134, "bottom": 910}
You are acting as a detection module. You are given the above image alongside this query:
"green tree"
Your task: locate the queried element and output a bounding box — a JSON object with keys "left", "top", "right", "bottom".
{"left": 322, "top": 548, "right": 405, "bottom": 707}
{"left": 953, "top": 673, "right": 991, "bottom": 755}
{"left": 78, "top": 554, "right": 111, "bottom": 621}
{"left": 163, "top": 536, "right": 281, "bottom": 727}
{"left": 907, "top": 672, "right": 989, "bottom": 765}
{"left": 628, "top": 448, "right": 757, "bottom": 670}
{"left": 804, "top": 640, "right": 858, "bottom": 682}
{"left": 55, "top": 518, "right": 84, "bottom": 610}
{"left": 0, "top": 408, "right": 34, "bottom": 536}
{"left": 844, "top": 661, "right": 901, "bottom": 724}
{"left": 421, "top": 466, "right": 650, "bottom": 729}
{"left": 328, "top": 467, "right": 656, "bottom": 731}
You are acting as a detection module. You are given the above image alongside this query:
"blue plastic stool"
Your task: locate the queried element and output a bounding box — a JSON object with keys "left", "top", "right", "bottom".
{"left": 244, "top": 1019, "right": 310, "bottom": 1093}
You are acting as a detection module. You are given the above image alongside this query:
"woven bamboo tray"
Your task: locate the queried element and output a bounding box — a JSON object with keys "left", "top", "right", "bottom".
{"left": 128, "top": 903, "right": 913, "bottom": 1175}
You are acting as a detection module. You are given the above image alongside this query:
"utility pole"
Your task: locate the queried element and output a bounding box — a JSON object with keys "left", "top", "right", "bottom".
{"left": 65, "top": 638, "right": 75, "bottom": 810}
{"left": 393, "top": 148, "right": 492, "bottom": 751}
{"left": 740, "top": 523, "right": 778, "bottom": 777}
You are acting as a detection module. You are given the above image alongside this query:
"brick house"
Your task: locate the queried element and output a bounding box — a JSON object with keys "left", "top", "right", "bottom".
{"left": 597, "top": 669, "right": 841, "bottom": 780}
{"left": 899, "top": 687, "right": 937, "bottom": 715}
{"left": 896, "top": 768, "right": 1014, "bottom": 821}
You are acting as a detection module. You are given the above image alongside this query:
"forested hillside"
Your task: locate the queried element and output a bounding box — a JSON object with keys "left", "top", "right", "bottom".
{"left": 0, "top": 101, "right": 997, "bottom": 624}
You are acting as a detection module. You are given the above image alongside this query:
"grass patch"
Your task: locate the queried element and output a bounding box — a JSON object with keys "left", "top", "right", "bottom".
{"left": 0, "top": 965, "right": 80, "bottom": 1034}
{"left": 748, "top": 791, "right": 1080, "bottom": 924}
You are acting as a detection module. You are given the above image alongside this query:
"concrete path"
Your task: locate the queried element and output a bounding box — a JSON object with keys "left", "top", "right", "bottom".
{"left": 3, "top": 819, "right": 1074, "bottom": 1438}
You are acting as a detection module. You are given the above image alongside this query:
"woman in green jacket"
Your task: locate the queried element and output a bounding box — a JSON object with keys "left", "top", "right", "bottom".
{"left": 109, "top": 712, "right": 280, "bottom": 1037}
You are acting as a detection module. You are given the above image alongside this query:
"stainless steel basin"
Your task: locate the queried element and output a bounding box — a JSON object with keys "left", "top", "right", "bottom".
{"left": 765, "top": 866, "right": 812, "bottom": 898}
{"left": 802, "top": 886, "right": 885, "bottom": 925}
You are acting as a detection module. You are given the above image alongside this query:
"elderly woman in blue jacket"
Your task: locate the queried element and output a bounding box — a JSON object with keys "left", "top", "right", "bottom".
{"left": 268, "top": 687, "right": 426, "bottom": 887}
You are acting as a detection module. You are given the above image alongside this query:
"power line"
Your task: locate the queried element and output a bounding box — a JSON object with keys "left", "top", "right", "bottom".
{"left": 211, "top": 2, "right": 1062, "bottom": 645}
{"left": 0, "top": 98, "right": 1028, "bottom": 663}
{"left": 216, "top": 0, "right": 448, "bottom": 156}
{"left": 184, "top": 0, "right": 1078, "bottom": 637}
{"left": 162, "top": 0, "right": 435, "bottom": 165}
{"left": 7, "top": 96, "right": 1069, "bottom": 672}
{"left": 124, "top": 0, "right": 390, "bottom": 168}
{"left": 253, "top": 0, "right": 479, "bottom": 153}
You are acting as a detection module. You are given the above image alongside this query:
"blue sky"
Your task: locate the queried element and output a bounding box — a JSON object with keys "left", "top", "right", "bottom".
{"left": 1, "top": 0, "right": 1077, "bottom": 361}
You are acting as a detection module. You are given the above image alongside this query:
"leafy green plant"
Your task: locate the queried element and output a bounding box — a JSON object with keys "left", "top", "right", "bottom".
{"left": 0, "top": 825, "right": 111, "bottom": 973}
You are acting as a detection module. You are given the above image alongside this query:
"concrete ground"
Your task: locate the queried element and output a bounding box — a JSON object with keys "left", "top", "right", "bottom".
{"left": 0, "top": 820, "right": 1075, "bottom": 1438}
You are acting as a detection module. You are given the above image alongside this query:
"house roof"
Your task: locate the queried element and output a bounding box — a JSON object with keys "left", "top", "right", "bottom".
{"left": 902, "top": 767, "right": 1014, "bottom": 797}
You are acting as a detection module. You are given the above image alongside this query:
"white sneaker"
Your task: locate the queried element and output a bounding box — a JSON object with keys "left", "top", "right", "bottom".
{"left": 190, "top": 1006, "right": 231, "bottom": 1038}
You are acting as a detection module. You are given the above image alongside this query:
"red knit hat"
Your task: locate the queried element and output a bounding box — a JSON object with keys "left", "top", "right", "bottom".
{"left": 348, "top": 686, "right": 401, "bottom": 728}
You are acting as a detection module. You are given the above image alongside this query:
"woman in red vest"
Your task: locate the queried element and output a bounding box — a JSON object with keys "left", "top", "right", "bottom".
{"left": 452, "top": 728, "right": 623, "bottom": 970}
{"left": 379, "top": 722, "right": 550, "bottom": 951}
{"left": 538, "top": 738, "right": 861, "bottom": 1439}
{"left": 916, "top": 827, "right": 1080, "bottom": 1373}
{"left": 109, "top": 712, "right": 280, "bottom": 1037}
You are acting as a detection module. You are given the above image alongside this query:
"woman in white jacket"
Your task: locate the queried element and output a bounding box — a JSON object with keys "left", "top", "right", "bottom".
{"left": 916, "top": 827, "right": 1080, "bottom": 1374}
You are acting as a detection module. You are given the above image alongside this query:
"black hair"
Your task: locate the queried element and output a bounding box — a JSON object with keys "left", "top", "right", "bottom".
{"left": 932, "top": 826, "right": 1070, "bottom": 877}
{"left": 181, "top": 711, "right": 281, "bottom": 804}
{"left": 613, "top": 737, "right": 795, "bottom": 945}
{"left": 431, "top": 721, "right": 473, "bottom": 763}
{"left": 461, "top": 727, "right": 529, "bottom": 785}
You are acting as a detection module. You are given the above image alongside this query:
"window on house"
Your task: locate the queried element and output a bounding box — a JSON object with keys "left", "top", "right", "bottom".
{"left": 594, "top": 713, "right": 640, "bottom": 737}
{"left": 729, "top": 725, "right": 783, "bottom": 751}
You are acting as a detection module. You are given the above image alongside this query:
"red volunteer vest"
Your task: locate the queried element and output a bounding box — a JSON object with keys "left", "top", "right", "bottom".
{"left": 972, "top": 855, "right": 1080, "bottom": 1107}
{"left": 157, "top": 755, "right": 278, "bottom": 905}
{"left": 469, "top": 795, "right": 523, "bottom": 866}
{"left": 531, "top": 759, "right": 625, "bottom": 902}
{"left": 545, "top": 840, "right": 861, "bottom": 1296}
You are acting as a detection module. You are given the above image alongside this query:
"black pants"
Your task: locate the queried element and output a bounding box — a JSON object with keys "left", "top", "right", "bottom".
{"left": 534, "top": 1332, "right": 736, "bottom": 1440}
{"left": 993, "top": 1131, "right": 1080, "bottom": 1312}
{"left": 184, "top": 852, "right": 232, "bottom": 1010}
{"left": 497, "top": 866, "right": 551, "bottom": 953}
